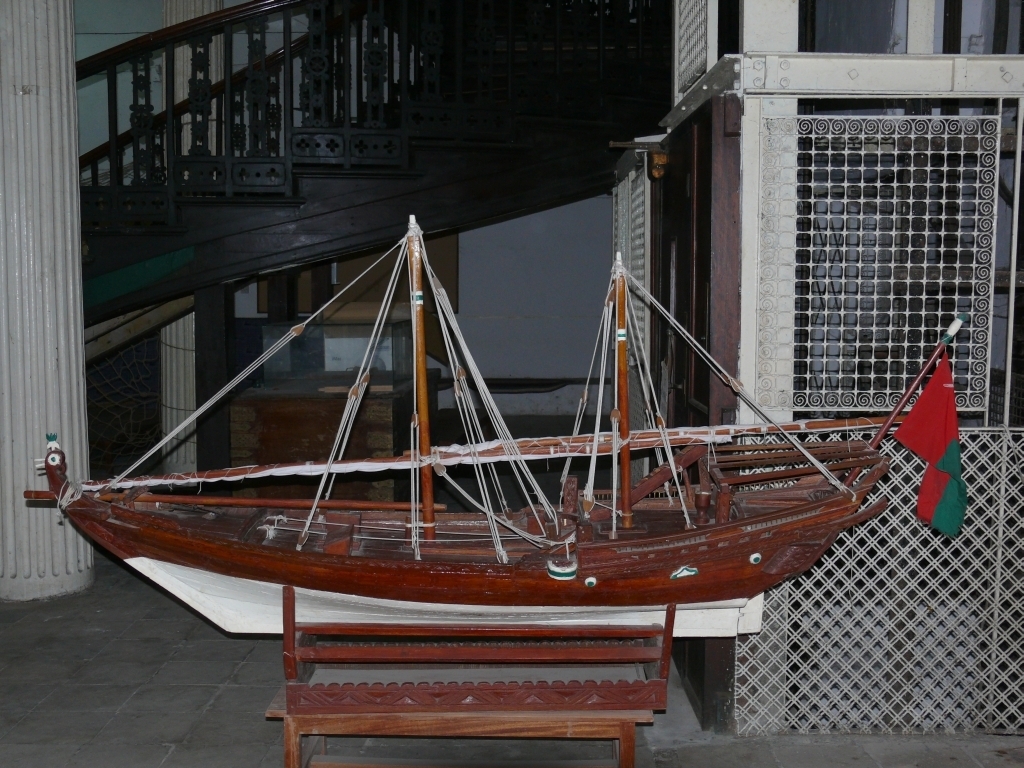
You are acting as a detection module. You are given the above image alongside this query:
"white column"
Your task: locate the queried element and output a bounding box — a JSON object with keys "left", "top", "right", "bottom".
{"left": 741, "top": 0, "right": 799, "bottom": 53}
{"left": 0, "top": 0, "right": 93, "bottom": 599}
{"left": 158, "top": 0, "right": 222, "bottom": 474}
{"left": 907, "top": 0, "right": 938, "bottom": 54}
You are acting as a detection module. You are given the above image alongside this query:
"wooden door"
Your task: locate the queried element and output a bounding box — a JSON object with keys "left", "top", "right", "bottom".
{"left": 654, "top": 106, "right": 713, "bottom": 428}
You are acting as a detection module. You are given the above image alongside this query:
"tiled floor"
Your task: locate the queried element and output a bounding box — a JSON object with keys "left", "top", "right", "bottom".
{"left": 0, "top": 552, "right": 1021, "bottom": 767}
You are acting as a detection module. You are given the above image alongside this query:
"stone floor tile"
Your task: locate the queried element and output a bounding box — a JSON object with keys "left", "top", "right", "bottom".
{"left": 0, "top": 709, "right": 112, "bottom": 745}
{"left": 257, "top": 743, "right": 284, "bottom": 768}
{"left": 161, "top": 743, "right": 272, "bottom": 768}
{"left": 229, "top": 662, "right": 284, "bottom": 687}
{"left": 0, "top": 659, "right": 86, "bottom": 684}
{"left": 245, "top": 640, "right": 285, "bottom": 664}
{"left": 172, "top": 639, "right": 256, "bottom": 663}
{"left": 0, "top": 682, "right": 59, "bottom": 711}
{"left": 771, "top": 736, "right": 876, "bottom": 768}
{"left": 350, "top": 736, "right": 615, "bottom": 763}
{"left": 0, "top": 605, "right": 34, "bottom": 625}
{"left": 92, "top": 711, "right": 203, "bottom": 745}
{"left": 185, "top": 710, "right": 283, "bottom": 747}
{"left": 69, "top": 660, "right": 162, "bottom": 686}
{"left": 91, "top": 638, "right": 183, "bottom": 664}
{"left": 149, "top": 661, "right": 239, "bottom": 686}
{"left": 186, "top": 620, "right": 237, "bottom": 641}
{"left": 64, "top": 741, "right": 172, "bottom": 768}
{"left": 861, "top": 736, "right": 979, "bottom": 767}
{"left": 142, "top": 601, "right": 204, "bottom": 622}
{"left": 0, "top": 742, "right": 79, "bottom": 768}
{"left": 35, "top": 683, "right": 139, "bottom": 711}
{"left": 120, "top": 683, "right": 219, "bottom": 713}
{"left": 209, "top": 686, "right": 280, "bottom": 713}
{"left": 119, "top": 620, "right": 198, "bottom": 642}
{"left": 959, "top": 737, "right": 1024, "bottom": 767}
{"left": 653, "top": 738, "right": 782, "bottom": 768}
{"left": 0, "top": 709, "right": 28, "bottom": 740}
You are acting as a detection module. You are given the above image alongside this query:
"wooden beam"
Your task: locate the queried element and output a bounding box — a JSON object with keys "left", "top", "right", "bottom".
{"left": 83, "top": 306, "right": 149, "bottom": 343}
{"left": 707, "top": 94, "right": 742, "bottom": 427}
{"left": 84, "top": 296, "right": 194, "bottom": 363}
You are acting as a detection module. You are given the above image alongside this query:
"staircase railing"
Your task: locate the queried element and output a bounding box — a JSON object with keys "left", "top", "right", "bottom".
{"left": 77, "top": 0, "right": 670, "bottom": 231}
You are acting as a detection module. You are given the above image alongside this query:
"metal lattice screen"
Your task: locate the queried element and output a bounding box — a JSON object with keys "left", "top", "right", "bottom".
{"left": 793, "top": 117, "right": 998, "bottom": 412}
{"left": 735, "top": 427, "right": 1024, "bottom": 735}
{"left": 674, "top": 0, "right": 707, "bottom": 97}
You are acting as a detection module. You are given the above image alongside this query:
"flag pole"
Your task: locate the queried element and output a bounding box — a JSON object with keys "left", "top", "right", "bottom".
{"left": 844, "top": 314, "right": 966, "bottom": 487}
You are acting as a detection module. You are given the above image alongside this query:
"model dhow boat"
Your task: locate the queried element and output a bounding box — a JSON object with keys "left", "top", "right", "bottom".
{"left": 29, "top": 218, "right": 962, "bottom": 633}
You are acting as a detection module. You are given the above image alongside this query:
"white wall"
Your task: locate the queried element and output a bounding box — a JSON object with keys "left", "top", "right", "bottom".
{"left": 456, "top": 196, "right": 613, "bottom": 415}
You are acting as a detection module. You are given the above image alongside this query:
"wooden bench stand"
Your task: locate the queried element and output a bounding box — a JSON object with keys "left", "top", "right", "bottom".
{"left": 266, "top": 587, "right": 675, "bottom": 768}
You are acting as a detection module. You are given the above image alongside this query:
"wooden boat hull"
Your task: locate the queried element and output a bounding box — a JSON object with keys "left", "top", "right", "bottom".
{"left": 54, "top": 450, "right": 888, "bottom": 622}
{"left": 124, "top": 555, "right": 763, "bottom": 635}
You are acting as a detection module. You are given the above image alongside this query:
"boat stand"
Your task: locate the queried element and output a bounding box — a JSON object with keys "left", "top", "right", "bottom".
{"left": 266, "top": 586, "right": 675, "bottom": 768}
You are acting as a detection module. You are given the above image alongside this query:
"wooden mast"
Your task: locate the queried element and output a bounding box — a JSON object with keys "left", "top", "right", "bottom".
{"left": 615, "top": 254, "right": 633, "bottom": 528}
{"left": 408, "top": 219, "right": 435, "bottom": 539}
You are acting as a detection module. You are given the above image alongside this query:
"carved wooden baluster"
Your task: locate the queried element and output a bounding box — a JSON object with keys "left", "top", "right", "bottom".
{"left": 244, "top": 17, "right": 270, "bottom": 157}
{"left": 267, "top": 71, "right": 282, "bottom": 156}
{"left": 188, "top": 34, "right": 214, "bottom": 156}
{"left": 300, "top": 0, "right": 333, "bottom": 128}
{"left": 363, "top": 0, "right": 387, "bottom": 128}
{"left": 129, "top": 55, "right": 157, "bottom": 184}
{"left": 421, "top": 0, "right": 443, "bottom": 102}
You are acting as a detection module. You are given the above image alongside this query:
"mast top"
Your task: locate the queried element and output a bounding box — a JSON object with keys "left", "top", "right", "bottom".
{"left": 408, "top": 215, "right": 422, "bottom": 237}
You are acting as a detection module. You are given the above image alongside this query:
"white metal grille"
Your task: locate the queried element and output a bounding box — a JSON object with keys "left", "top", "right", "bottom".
{"left": 629, "top": 168, "right": 649, "bottom": 350}
{"left": 674, "top": 0, "right": 707, "bottom": 97}
{"left": 613, "top": 165, "right": 650, "bottom": 353}
{"left": 613, "top": 175, "right": 631, "bottom": 263}
{"left": 793, "top": 117, "right": 999, "bottom": 412}
{"left": 735, "top": 427, "right": 1024, "bottom": 735}
{"left": 755, "top": 116, "right": 1000, "bottom": 413}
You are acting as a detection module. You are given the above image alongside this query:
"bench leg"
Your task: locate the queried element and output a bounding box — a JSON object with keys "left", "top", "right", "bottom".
{"left": 284, "top": 716, "right": 301, "bottom": 768}
{"left": 618, "top": 722, "right": 636, "bottom": 768}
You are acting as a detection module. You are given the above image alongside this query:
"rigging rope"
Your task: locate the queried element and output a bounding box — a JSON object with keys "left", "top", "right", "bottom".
{"left": 296, "top": 243, "right": 409, "bottom": 549}
{"left": 422, "top": 250, "right": 560, "bottom": 531}
{"left": 625, "top": 272, "right": 855, "bottom": 499}
{"left": 107, "top": 241, "right": 404, "bottom": 490}
{"left": 583, "top": 291, "right": 614, "bottom": 507}
{"left": 623, "top": 273, "right": 691, "bottom": 527}
{"left": 560, "top": 275, "right": 614, "bottom": 502}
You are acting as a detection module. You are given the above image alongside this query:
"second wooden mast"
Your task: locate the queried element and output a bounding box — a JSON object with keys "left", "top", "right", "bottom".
{"left": 615, "top": 253, "right": 633, "bottom": 529}
{"left": 408, "top": 220, "right": 436, "bottom": 540}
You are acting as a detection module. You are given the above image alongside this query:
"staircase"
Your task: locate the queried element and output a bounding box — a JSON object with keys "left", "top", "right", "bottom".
{"left": 78, "top": 0, "right": 671, "bottom": 324}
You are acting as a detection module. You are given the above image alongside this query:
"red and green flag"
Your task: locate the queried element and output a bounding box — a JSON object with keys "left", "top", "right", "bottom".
{"left": 894, "top": 351, "right": 968, "bottom": 537}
